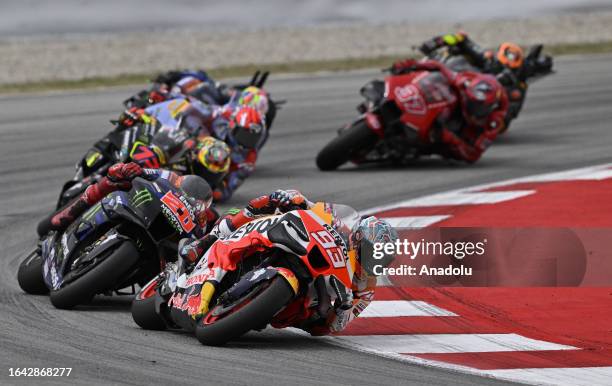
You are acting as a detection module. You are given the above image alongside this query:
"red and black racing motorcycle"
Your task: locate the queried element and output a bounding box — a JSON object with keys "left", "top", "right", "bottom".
{"left": 316, "top": 45, "right": 553, "bottom": 171}
{"left": 316, "top": 63, "right": 458, "bottom": 170}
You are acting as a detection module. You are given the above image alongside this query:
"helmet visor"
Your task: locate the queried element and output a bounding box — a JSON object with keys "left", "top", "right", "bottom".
{"left": 234, "top": 124, "right": 263, "bottom": 149}
{"left": 466, "top": 99, "right": 495, "bottom": 119}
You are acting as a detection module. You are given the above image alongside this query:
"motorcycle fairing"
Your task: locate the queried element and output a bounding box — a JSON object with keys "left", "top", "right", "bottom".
{"left": 41, "top": 199, "right": 117, "bottom": 289}
{"left": 385, "top": 71, "right": 458, "bottom": 141}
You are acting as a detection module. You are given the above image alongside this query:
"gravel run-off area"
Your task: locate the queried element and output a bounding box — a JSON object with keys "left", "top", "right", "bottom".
{"left": 2, "top": 11, "right": 612, "bottom": 84}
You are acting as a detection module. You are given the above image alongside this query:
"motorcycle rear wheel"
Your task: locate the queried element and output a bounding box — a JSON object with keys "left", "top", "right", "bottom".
{"left": 316, "top": 120, "right": 377, "bottom": 171}
{"left": 17, "top": 250, "right": 49, "bottom": 295}
{"left": 195, "top": 277, "right": 294, "bottom": 346}
{"left": 50, "top": 240, "right": 139, "bottom": 309}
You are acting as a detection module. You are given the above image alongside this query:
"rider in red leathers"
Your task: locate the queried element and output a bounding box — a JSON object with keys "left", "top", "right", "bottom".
{"left": 391, "top": 58, "right": 509, "bottom": 163}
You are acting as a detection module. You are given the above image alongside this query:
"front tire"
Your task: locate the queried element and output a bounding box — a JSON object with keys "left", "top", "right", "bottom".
{"left": 316, "top": 120, "right": 378, "bottom": 170}
{"left": 195, "top": 277, "right": 294, "bottom": 346}
{"left": 131, "top": 277, "right": 167, "bottom": 330}
{"left": 17, "top": 250, "right": 49, "bottom": 295}
{"left": 50, "top": 241, "right": 139, "bottom": 309}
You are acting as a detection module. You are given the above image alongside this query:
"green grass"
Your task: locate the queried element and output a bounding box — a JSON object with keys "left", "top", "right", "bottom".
{"left": 2, "top": 40, "right": 612, "bottom": 94}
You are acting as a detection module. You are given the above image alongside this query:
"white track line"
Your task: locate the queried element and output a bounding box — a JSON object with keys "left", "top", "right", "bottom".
{"left": 359, "top": 300, "right": 457, "bottom": 317}
{"left": 363, "top": 162, "right": 612, "bottom": 215}
{"left": 339, "top": 163, "right": 612, "bottom": 385}
{"left": 380, "top": 216, "right": 450, "bottom": 229}
{"left": 338, "top": 334, "right": 576, "bottom": 354}
{"left": 377, "top": 190, "right": 534, "bottom": 209}
{"left": 483, "top": 367, "right": 612, "bottom": 386}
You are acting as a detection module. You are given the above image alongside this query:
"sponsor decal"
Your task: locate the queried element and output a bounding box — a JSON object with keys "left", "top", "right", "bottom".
{"left": 82, "top": 203, "right": 101, "bottom": 221}
{"left": 394, "top": 84, "right": 427, "bottom": 115}
{"left": 160, "top": 191, "right": 196, "bottom": 233}
{"left": 131, "top": 188, "right": 153, "bottom": 208}
{"left": 185, "top": 273, "right": 209, "bottom": 287}
{"left": 311, "top": 224, "right": 349, "bottom": 268}
{"left": 227, "top": 216, "right": 281, "bottom": 241}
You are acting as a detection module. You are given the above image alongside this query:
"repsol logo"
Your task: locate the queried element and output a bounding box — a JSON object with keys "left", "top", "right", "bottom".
{"left": 228, "top": 217, "right": 281, "bottom": 240}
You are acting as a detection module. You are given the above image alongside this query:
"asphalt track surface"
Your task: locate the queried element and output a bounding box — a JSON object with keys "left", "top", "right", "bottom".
{"left": 0, "top": 54, "right": 611, "bottom": 385}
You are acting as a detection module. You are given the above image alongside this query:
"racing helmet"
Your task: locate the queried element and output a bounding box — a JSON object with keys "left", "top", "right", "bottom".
{"left": 496, "top": 42, "right": 524, "bottom": 70}
{"left": 194, "top": 136, "right": 231, "bottom": 188}
{"left": 177, "top": 174, "right": 213, "bottom": 228}
{"left": 352, "top": 216, "right": 398, "bottom": 275}
{"left": 230, "top": 106, "right": 265, "bottom": 149}
{"left": 238, "top": 86, "right": 269, "bottom": 115}
{"left": 460, "top": 73, "right": 504, "bottom": 126}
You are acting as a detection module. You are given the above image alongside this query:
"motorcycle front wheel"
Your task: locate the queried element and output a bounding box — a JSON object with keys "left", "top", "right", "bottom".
{"left": 195, "top": 276, "right": 295, "bottom": 346}
{"left": 316, "top": 120, "right": 378, "bottom": 171}
{"left": 50, "top": 240, "right": 139, "bottom": 309}
{"left": 131, "top": 276, "right": 167, "bottom": 331}
{"left": 17, "top": 250, "right": 49, "bottom": 295}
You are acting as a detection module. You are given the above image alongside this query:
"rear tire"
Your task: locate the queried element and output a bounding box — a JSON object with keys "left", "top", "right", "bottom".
{"left": 316, "top": 120, "right": 378, "bottom": 171}
{"left": 17, "top": 251, "right": 49, "bottom": 295}
{"left": 195, "top": 277, "right": 294, "bottom": 346}
{"left": 131, "top": 277, "right": 167, "bottom": 330}
{"left": 50, "top": 241, "right": 139, "bottom": 309}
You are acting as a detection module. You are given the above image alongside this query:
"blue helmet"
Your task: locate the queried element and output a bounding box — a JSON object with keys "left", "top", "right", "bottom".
{"left": 353, "top": 216, "right": 398, "bottom": 275}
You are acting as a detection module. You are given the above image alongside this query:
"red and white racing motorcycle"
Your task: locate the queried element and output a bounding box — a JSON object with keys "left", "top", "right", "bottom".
{"left": 131, "top": 202, "right": 360, "bottom": 345}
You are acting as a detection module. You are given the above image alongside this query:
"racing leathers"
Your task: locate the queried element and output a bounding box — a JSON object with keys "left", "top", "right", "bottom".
{"left": 49, "top": 162, "right": 218, "bottom": 234}
{"left": 391, "top": 59, "right": 509, "bottom": 163}
{"left": 178, "top": 190, "right": 376, "bottom": 336}
{"left": 419, "top": 32, "right": 527, "bottom": 127}
{"left": 119, "top": 99, "right": 264, "bottom": 202}
{"left": 124, "top": 70, "right": 231, "bottom": 109}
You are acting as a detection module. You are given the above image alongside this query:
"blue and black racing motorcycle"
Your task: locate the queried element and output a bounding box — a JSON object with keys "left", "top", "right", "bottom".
{"left": 18, "top": 176, "right": 205, "bottom": 309}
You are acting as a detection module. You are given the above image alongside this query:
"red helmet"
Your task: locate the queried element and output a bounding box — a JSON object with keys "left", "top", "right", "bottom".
{"left": 230, "top": 106, "right": 265, "bottom": 149}
{"left": 460, "top": 73, "right": 504, "bottom": 126}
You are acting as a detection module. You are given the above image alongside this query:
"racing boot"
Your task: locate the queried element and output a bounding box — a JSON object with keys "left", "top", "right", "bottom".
{"left": 192, "top": 280, "right": 217, "bottom": 320}
{"left": 49, "top": 163, "right": 141, "bottom": 233}
{"left": 48, "top": 196, "right": 91, "bottom": 233}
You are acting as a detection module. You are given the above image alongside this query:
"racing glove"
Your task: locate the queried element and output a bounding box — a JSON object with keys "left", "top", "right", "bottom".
{"left": 106, "top": 162, "right": 144, "bottom": 189}
{"left": 117, "top": 107, "right": 145, "bottom": 127}
{"left": 247, "top": 189, "right": 308, "bottom": 216}
{"left": 419, "top": 32, "right": 467, "bottom": 55}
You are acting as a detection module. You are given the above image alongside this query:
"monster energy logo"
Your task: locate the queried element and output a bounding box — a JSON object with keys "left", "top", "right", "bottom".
{"left": 83, "top": 203, "right": 101, "bottom": 221}
{"left": 131, "top": 189, "right": 153, "bottom": 208}
{"left": 225, "top": 208, "right": 241, "bottom": 216}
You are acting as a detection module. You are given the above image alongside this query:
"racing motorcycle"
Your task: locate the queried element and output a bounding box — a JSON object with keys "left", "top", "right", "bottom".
{"left": 52, "top": 71, "right": 282, "bottom": 212}
{"left": 18, "top": 176, "right": 205, "bottom": 309}
{"left": 52, "top": 99, "right": 228, "bottom": 212}
{"left": 316, "top": 45, "right": 553, "bottom": 171}
{"left": 131, "top": 202, "right": 359, "bottom": 346}
{"left": 423, "top": 43, "right": 554, "bottom": 131}
{"left": 316, "top": 62, "right": 458, "bottom": 170}
{"left": 124, "top": 70, "right": 280, "bottom": 132}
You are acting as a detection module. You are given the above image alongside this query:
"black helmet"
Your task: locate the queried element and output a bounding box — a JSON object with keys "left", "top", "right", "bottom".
{"left": 178, "top": 175, "right": 213, "bottom": 227}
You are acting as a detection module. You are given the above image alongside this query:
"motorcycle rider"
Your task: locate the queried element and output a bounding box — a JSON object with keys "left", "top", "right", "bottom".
{"left": 118, "top": 99, "right": 267, "bottom": 202}
{"left": 418, "top": 32, "right": 547, "bottom": 128}
{"left": 125, "top": 69, "right": 230, "bottom": 109}
{"left": 178, "top": 189, "right": 398, "bottom": 335}
{"left": 419, "top": 32, "right": 524, "bottom": 73}
{"left": 46, "top": 162, "right": 217, "bottom": 236}
{"left": 391, "top": 58, "right": 509, "bottom": 163}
